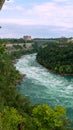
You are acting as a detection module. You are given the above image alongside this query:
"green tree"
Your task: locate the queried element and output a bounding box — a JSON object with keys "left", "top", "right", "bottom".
{"left": 32, "top": 104, "right": 70, "bottom": 130}
{"left": 1, "top": 107, "right": 25, "bottom": 130}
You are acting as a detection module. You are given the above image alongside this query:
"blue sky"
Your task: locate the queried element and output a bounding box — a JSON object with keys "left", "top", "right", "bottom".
{"left": 0, "top": 0, "right": 73, "bottom": 38}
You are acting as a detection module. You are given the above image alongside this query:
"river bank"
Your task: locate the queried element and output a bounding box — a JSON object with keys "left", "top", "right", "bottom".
{"left": 13, "top": 51, "right": 37, "bottom": 86}
{"left": 37, "top": 60, "right": 73, "bottom": 76}
{"left": 36, "top": 58, "right": 73, "bottom": 77}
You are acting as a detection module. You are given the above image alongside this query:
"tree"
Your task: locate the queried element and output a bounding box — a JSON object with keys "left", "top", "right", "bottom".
{"left": 37, "top": 42, "right": 73, "bottom": 75}
{"left": 32, "top": 104, "right": 70, "bottom": 130}
{"left": 0, "top": 0, "right": 5, "bottom": 10}
{"left": 1, "top": 107, "right": 25, "bottom": 130}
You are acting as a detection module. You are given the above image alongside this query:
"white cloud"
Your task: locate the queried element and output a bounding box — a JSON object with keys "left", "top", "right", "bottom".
{"left": 3, "top": 5, "right": 24, "bottom": 11}
{"left": 23, "top": 1, "right": 73, "bottom": 28}
{"left": 1, "top": 1, "right": 73, "bottom": 28}
{"left": 53, "top": 0, "right": 68, "bottom": 2}
{"left": 0, "top": 18, "right": 36, "bottom": 25}
{"left": 5, "top": 0, "right": 14, "bottom": 3}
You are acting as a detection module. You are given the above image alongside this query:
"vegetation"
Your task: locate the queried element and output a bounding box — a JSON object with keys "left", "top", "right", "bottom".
{"left": 10, "top": 48, "right": 36, "bottom": 60}
{"left": 0, "top": 38, "right": 33, "bottom": 44}
{"left": 0, "top": 38, "right": 36, "bottom": 59}
{"left": 0, "top": 0, "right": 5, "bottom": 10}
{"left": 0, "top": 43, "right": 31, "bottom": 112}
{"left": 0, "top": 105, "right": 72, "bottom": 130}
{"left": 0, "top": 42, "right": 73, "bottom": 129}
{"left": 37, "top": 42, "right": 73, "bottom": 75}
{"left": 1, "top": 0, "right": 73, "bottom": 128}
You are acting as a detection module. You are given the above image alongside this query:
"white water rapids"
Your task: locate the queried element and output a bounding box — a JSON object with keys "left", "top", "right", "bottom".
{"left": 15, "top": 53, "right": 73, "bottom": 120}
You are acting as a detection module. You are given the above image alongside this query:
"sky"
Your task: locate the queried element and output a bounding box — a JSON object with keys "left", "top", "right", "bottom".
{"left": 0, "top": 0, "right": 73, "bottom": 38}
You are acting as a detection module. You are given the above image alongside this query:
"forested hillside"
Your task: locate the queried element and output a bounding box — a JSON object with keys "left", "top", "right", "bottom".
{"left": 37, "top": 42, "right": 73, "bottom": 75}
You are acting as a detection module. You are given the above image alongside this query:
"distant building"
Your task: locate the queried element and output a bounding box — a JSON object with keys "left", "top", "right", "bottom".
{"left": 23, "top": 35, "right": 32, "bottom": 41}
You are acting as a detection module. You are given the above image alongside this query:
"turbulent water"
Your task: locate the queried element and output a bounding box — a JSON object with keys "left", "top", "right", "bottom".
{"left": 15, "top": 53, "right": 73, "bottom": 120}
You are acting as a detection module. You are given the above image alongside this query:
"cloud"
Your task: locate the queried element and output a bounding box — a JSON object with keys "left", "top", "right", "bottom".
{"left": 53, "top": 0, "right": 68, "bottom": 2}
{"left": 1, "top": 1, "right": 73, "bottom": 28}
{"left": 0, "top": 18, "right": 36, "bottom": 25}
{"left": 26, "top": 1, "right": 73, "bottom": 28}
{"left": 3, "top": 5, "right": 24, "bottom": 11}
{"left": 5, "top": 0, "right": 14, "bottom": 3}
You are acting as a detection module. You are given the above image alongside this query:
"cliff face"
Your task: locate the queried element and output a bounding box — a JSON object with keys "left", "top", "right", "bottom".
{"left": 0, "top": 0, "right": 5, "bottom": 10}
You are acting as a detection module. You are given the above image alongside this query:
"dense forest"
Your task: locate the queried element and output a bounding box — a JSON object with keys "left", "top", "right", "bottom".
{"left": 37, "top": 42, "right": 73, "bottom": 75}
{"left": 0, "top": 38, "right": 33, "bottom": 43}
{"left": 0, "top": 41, "right": 73, "bottom": 129}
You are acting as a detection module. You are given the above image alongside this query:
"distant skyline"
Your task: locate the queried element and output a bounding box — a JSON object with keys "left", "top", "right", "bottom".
{"left": 0, "top": 0, "right": 73, "bottom": 38}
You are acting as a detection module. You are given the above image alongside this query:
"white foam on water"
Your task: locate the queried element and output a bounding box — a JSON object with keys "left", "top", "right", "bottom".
{"left": 15, "top": 54, "right": 73, "bottom": 108}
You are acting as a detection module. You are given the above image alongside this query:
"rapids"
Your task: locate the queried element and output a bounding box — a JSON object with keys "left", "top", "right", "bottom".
{"left": 15, "top": 53, "right": 73, "bottom": 120}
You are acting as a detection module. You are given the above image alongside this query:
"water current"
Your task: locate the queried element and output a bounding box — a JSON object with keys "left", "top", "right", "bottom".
{"left": 15, "top": 53, "right": 73, "bottom": 120}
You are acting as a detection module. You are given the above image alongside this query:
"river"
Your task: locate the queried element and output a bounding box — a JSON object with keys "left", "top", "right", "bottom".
{"left": 15, "top": 53, "right": 73, "bottom": 120}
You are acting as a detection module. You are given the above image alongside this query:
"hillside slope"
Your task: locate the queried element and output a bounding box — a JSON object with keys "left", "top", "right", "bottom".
{"left": 37, "top": 42, "right": 73, "bottom": 75}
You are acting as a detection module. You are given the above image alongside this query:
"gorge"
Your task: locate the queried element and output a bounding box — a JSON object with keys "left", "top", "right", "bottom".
{"left": 15, "top": 53, "right": 73, "bottom": 120}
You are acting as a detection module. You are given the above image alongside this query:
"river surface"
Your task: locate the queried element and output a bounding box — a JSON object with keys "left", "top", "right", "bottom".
{"left": 15, "top": 53, "right": 73, "bottom": 120}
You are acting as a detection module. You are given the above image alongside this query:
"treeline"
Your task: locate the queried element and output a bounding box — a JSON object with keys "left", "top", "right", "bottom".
{"left": 0, "top": 42, "right": 73, "bottom": 129}
{"left": 0, "top": 38, "right": 33, "bottom": 44}
{"left": 37, "top": 42, "right": 73, "bottom": 75}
